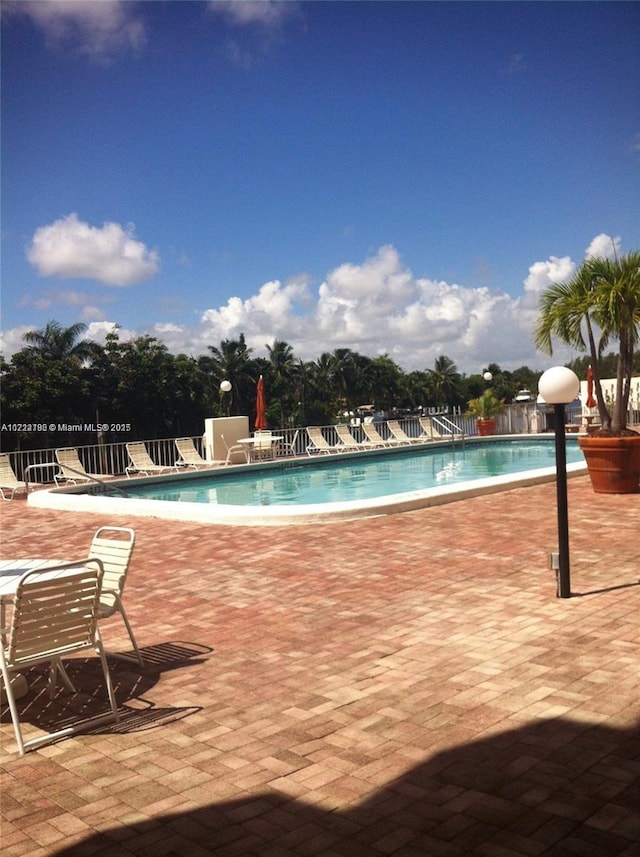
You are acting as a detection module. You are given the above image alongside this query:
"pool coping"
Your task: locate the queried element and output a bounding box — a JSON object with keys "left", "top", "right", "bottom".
{"left": 27, "top": 435, "right": 588, "bottom": 526}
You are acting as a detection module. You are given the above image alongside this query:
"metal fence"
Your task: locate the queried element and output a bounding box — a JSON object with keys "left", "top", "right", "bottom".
{"left": 2, "top": 410, "right": 578, "bottom": 487}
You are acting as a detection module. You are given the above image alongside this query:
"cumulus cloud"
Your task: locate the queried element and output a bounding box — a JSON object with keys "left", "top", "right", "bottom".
{"left": 524, "top": 255, "right": 575, "bottom": 293}
{"left": 194, "top": 246, "right": 540, "bottom": 372}
{"left": 3, "top": 233, "right": 625, "bottom": 372}
{"left": 5, "top": 0, "right": 145, "bottom": 64}
{"left": 585, "top": 233, "right": 621, "bottom": 260}
{"left": 27, "top": 214, "right": 159, "bottom": 286}
{"left": 524, "top": 232, "right": 622, "bottom": 294}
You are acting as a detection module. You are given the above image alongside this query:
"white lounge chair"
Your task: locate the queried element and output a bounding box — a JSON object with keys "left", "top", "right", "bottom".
{"left": 334, "top": 424, "right": 368, "bottom": 451}
{"left": 0, "top": 454, "right": 28, "bottom": 500}
{"left": 175, "top": 438, "right": 224, "bottom": 469}
{"left": 88, "top": 526, "right": 144, "bottom": 668}
{"left": 361, "top": 423, "right": 404, "bottom": 447}
{"left": 418, "top": 417, "right": 443, "bottom": 439}
{"left": 0, "top": 558, "right": 119, "bottom": 755}
{"left": 387, "top": 420, "right": 422, "bottom": 444}
{"left": 55, "top": 447, "right": 111, "bottom": 485}
{"left": 306, "top": 427, "right": 346, "bottom": 455}
{"left": 126, "top": 442, "right": 178, "bottom": 477}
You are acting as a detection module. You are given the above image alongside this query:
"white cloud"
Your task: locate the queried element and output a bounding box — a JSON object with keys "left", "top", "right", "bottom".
{"left": 3, "top": 234, "right": 623, "bottom": 372}
{"left": 85, "top": 321, "right": 135, "bottom": 345}
{"left": 524, "top": 255, "right": 575, "bottom": 293}
{"left": 195, "top": 246, "right": 539, "bottom": 372}
{"left": 209, "top": 1, "right": 297, "bottom": 28}
{"left": 6, "top": 0, "right": 145, "bottom": 64}
{"left": 27, "top": 214, "right": 159, "bottom": 286}
{"left": 584, "top": 233, "right": 621, "bottom": 260}
{"left": 0, "top": 325, "right": 38, "bottom": 359}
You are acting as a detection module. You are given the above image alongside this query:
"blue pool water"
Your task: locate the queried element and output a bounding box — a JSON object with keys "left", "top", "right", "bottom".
{"left": 123, "top": 440, "right": 585, "bottom": 507}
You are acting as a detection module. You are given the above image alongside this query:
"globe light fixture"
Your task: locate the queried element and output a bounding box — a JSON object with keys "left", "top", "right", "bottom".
{"left": 537, "top": 366, "right": 580, "bottom": 598}
{"left": 483, "top": 371, "right": 493, "bottom": 382}
{"left": 219, "top": 380, "right": 232, "bottom": 416}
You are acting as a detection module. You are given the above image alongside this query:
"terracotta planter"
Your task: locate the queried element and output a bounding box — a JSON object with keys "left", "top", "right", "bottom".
{"left": 578, "top": 434, "right": 640, "bottom": 494}
{"left": 476, "top": 418, "right": 496, "bottom": 436}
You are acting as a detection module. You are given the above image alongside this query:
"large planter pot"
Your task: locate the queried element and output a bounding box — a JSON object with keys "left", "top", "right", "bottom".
{"left": 578, "top": 434, "right": 640, "bottom": 494}
{"left": 476, "top": 418, "right": 496, "bottom": 436}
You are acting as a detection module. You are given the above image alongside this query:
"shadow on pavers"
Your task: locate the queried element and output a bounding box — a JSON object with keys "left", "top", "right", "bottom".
{"left": 51, "top": 716, "right": 640, "bottom": 857}
{"left": 1, "top": 641, "right": 210, "bottom": 739}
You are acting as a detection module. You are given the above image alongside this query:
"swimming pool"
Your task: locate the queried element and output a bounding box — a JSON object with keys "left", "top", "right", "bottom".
{"left": 124, "top": 439, "right": 585, "bottom": 506}
{"left": 30, "top": 436, "right": 588, "bottom": 526}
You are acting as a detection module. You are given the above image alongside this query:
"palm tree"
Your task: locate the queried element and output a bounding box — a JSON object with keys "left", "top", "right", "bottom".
{"left": 428, "top": 355, "right": 460, "bottom": 411}
{"left": 207, "top": 334, "right": 254, "bottom": 415}
{"left": 535, "top": 251, "right": 640, "bottom": 433}
{"left": 23, "top": 320, "right": 101, "bottom": 364}
{"left": 267, "top": 340, "right": 296, "bottom": 425}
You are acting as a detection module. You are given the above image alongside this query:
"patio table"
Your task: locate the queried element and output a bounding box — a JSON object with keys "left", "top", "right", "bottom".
{"left": 236, "top": 435, "right": 283, "bottom": 463}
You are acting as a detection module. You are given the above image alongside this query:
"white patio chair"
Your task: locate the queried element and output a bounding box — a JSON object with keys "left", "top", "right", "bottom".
{"left": 0, "top": 558, "right": 119, "bottom": 755}
{"left": 275, "top": 429, "right": 300, "bottom": 458}
{"left": 418, "top": 417, "right": 443, "bottom": 439}
{"left": 306, "top": 427, "right": 345, "bottom": 455}
{"left": 251, "top": 430, "right": 275, "bottom": 461}
{"left": 175, "top": 437, "right": 224, "bottom": 469}
{"left": 125, "top": 442, "right": 178, "bottom": 477}
{"left": 334, "top": 424, "right": 371, "bottom": 450}
{"left": 387, "top": 420, "right": 421, "bottom": 444}
{"left": 361, "top": 422, "right": 404, "bottom": 447}
{"left": 0, "top": 453, "right": 28, "bottom": 500}
{"left": 55, "top": 447, "right": 111, "bottom": 485}
{"left": 221, "top": 434, "right": 247, "bottom": 465}
{"left": 88, "top": 527, "right": 144, "bottom": 668}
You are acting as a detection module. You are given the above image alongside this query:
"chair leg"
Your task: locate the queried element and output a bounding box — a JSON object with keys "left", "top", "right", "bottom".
{"left": 105, "top": 596, "right": 145, "bottom": 668}
{"left": 119, "top": 605, "right": 145, "bottom": 667}
{"left": 95, "top": 633, "right": 119, "bottom": 722}
{"left": 48, "top": 659, "right": 76, "bottom": 698}
{"left": 1, "top": 659, "right": 26, "bottom": 755}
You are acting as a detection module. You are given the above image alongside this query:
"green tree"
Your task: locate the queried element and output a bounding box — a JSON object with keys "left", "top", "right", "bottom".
{"left": 22, "top": 320, "right": 101, "bottom": 364}
{"left": 428, "top": 355, "right": 460, "bottom": 410}
{"left": 206, "top": 334, "right": 254, "bottom": 416}
{"left": 267, "top": 339, "right": 296, "bottom": 426}
{"left": 535, "top": 251, "right": 640, "bottom": 432}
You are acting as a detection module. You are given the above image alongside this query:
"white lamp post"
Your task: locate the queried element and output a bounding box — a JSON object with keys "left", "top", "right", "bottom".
{"left": 219, "top": 380, "right": 232, "bottom": 416}
{"left": 538, "top": 366, "right": 580, "bottom": 598}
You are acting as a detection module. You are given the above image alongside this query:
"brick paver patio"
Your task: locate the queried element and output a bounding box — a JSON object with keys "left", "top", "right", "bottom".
{"left": 1, "top": 475, "right": 638, "bottom": 856}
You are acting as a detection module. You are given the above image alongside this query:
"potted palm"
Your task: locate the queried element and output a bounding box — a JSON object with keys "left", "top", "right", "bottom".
{"left": 466, "top": 389, "right": 504, "bottom": 436}
{"left": 535, "top": 250, "right": 640, "bottom": 493}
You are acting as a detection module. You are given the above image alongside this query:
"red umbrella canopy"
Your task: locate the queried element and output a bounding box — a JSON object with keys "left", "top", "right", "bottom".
{"left": 255, "top": 375, "right": 267, "bottom": 430}
{"left": 586, "top": 365, "right": 597, "bottom": 408}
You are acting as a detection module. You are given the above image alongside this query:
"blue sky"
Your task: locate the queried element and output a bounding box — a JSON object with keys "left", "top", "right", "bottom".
{"left": 2, "top": 1, "right": 639, "bottom": 372}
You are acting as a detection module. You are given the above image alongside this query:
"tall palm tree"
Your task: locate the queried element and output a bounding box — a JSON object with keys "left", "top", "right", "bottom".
{"left": 535, "top": 251, "right": 640, "bottom": 432}
{"left": 428, "top": 355, "right": 460, "bottom": 411}
{"left": 23, "top": 320, "right": 101, "bottom": 364}
{"left": 207, "top": 334, "right": 254, "bottom": 416}
{"left": 267, "top": 340, "right": 296, "bottom": 425}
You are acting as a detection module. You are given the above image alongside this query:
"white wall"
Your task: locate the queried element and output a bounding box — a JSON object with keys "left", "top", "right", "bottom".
{"left": 579, "top": 376, "right": 640, "bottom": 412}
{"left": 204, "top": 416, "right": 249, "bottom": 462}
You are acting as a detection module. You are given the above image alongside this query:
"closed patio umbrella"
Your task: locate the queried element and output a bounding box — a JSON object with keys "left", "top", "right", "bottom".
{"left": 586, "top": 365, "right": 596, "bottom": 408}
{"left": 255, "top": 375, "right": 267, "bottom": 431}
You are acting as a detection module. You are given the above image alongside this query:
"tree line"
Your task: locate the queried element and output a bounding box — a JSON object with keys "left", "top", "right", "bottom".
{"left": 1, "top": 320, "right": 632, "bottom": 451}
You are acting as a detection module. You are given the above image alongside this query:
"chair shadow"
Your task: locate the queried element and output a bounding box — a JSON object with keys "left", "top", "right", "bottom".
{"left": 49, "top": 715, "right": 639, "bottom": 857}
{"left": 1, "top": 640, "right": 210, "bottom": 739}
